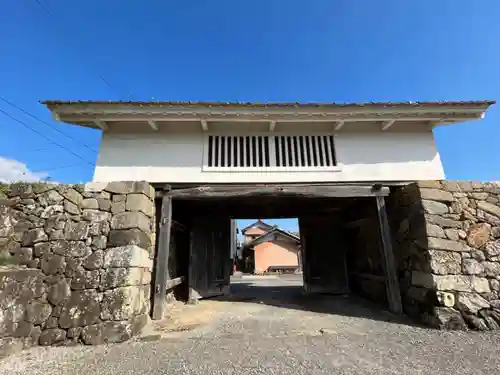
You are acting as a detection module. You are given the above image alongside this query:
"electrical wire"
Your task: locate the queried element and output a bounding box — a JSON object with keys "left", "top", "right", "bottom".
{"left": 34, "top": 0, "right": 137, "bottom": 101}
{"left": 0, "top": 107, "right": 94, "bottom": 166}
{"left": 28, "top": 162, "right": 90, "bottom": 174}
{"left": 0, "top": 96, "right": 98, "bottom": 153}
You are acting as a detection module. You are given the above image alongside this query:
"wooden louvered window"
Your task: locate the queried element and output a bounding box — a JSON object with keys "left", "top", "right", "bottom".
{"left": 203, "top": 134, "right": 338, "bottom": 172}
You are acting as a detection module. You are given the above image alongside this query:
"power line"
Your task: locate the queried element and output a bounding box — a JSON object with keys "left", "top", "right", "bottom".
{"left": 0, "top": 96, "right": 98, "bottom": 153}
{"left": 29, "top": 162, "right": 90, "bottom": 174}
{"left": 34, "top": 0, "right": 137, "bottom": 101}
{"left": 0, "top": 107, "right": 94, "bottom": 166}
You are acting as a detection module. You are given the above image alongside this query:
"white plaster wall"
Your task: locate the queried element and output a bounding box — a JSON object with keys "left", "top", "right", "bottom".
{"left": 93, "top": 131, "right": 444, "bottom": 183}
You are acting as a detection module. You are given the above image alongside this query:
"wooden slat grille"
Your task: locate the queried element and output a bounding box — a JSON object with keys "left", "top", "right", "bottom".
{"left": 204, "top": 135, "right": 337, "bottom": 171}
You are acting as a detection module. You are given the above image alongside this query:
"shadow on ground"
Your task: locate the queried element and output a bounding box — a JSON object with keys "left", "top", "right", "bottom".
{"left": 208, "top": 277, "right": 424, "bottom": 328}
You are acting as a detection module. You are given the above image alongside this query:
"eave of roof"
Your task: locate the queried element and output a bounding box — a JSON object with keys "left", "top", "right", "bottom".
{"left": 40, "top": 100, "right": 496, "bottom": 108}
{"left": 40, "top": 99, "right": 495, "bottom": 132}
{"left": 241, "top": 219, "right": 274, "bottom": 234}
{"left": 247, "top": 227, "right": 301, "bottom": 247}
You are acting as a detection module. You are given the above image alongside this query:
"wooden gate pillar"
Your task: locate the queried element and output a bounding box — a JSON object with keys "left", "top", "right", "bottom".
{"left": 375, "top": 195, "right": 403, "bottom": 315}
{"left": 152, "top": 195, "right": 172, "bottom": 320}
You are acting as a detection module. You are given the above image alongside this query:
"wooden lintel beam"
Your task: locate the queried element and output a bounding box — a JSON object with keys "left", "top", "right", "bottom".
{"left": 148, "top": 120, "right": 159, "bottom": 131}
{"left": 269, "top": 121, "right": 276, "bottom": 132}
{"left": 200, "top": 119, "right": 208, "bottom": 131}
{"left": 381, "top": 120, "right": 395, "bottom": 131}
{"left": 166, "top": 184, "right": 389, "bottom": 199}
{"left": 333, "top": 120, "right": 345, "bottom": 131}
{"left": 94, "top": 120, "right": 108, "bottom": 130}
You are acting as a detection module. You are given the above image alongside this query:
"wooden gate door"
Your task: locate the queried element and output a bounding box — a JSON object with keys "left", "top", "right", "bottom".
{"left": 188, "top": 216, "right": 232, "bottom": 301}
{"left": 299, "top": 215, "right": 349, "bottom": 294}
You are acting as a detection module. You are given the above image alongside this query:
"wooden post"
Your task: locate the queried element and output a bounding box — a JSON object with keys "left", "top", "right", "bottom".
{"left": 298, "top": 218, "right": 310, "bottom": 293}
{"left": 375, "top": 195, "right": 403, "bottom": 315}
{"left": 152, "top": 195, "right": 172, "bottom": 320}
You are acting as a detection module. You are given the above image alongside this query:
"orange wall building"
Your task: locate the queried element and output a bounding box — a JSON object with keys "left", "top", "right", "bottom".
{"left": 241, "top": 220, "right": 301, "bottom": 274}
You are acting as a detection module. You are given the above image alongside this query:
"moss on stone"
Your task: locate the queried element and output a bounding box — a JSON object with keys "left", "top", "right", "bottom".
{"left": 0, "top": 183, "right": 9, "bottom": 198}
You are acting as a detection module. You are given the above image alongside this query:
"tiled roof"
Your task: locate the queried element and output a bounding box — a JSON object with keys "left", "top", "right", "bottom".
{"left": 40, "top": 100, "right": 496, "bottom": 108}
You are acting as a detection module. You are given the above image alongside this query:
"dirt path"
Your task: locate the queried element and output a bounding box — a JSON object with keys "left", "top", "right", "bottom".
{"left": 3, "top": 276, "right": 500, "bottom": 374}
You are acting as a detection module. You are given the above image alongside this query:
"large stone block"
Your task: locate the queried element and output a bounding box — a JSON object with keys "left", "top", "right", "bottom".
{"left": 47, "top": 278, "right": 71, "bottom": 305}
{"left": 59, "top": 187, "right": 83, "bottom": 206}
{"left": 105, "top": 181, "right": 154, "bottom": 199}
{"left": 463, "top": 258, "right": 484, "bottom": 275}
{"left": 425, "top": 215, "right": 462, "bottom": 228}
{"left": 0, "top": 269, "right": 45, "bottom": 304}
{"left": 81, "top": 198, "right": 99, "bottom": 210}
{"left": 111, "top": 200, "right": 126, "bottom": 214}
{"left": 97, "top": 198, "right": 111, "bottom": 212}
{"left": 100, "top": 286, "right": 147, "bottom": 321}
{"left": 91, "top": 235, "right": 107, "bottom": 250}
{"left": 64, "top": 222, "right": 89, "bottom": 241}
{"left": 41, "top": 254, "right": 66, "bottom": 275}
{"left": 82, "top": 250, "right": 104, "bottom": 270}
{"left": 467, "top": 223, "right": 491, "bottom": 249}
{"left": 71, "top": 269, "right": 100, "bottom": 290}
{"left": 40, "top": 205, "right": 64, "bottom": 220}
{"left": 434, "top": 307, "right": 468, "bottom": 330}
{"left": 412, "top": 272, "right": 490, "bottom": 293}
{"left": 105, "top": 182, "right": 135, "bottom": 195}
{"left": 417, "top": 180, "right": 442, "bottom": 189}
{"left": 485, "top": 241, "right": 500, "bottom": 259}
{"left": 108, "top": 229, "right": 152, "bottom": 249}
{"left": 10, "top": 247, "right": 33, "bottom": 265}
{"left": 42, "top": 190, "right": 64, "bottom": 205}
{"left": 100, "top": 268, "right": 150, "bottom": 289}
{"left": 103, "top": 245, "right": 152, "bottom": 269}
{"left": 426, "top": 224, "right": 445, "bottom": 238}
{"left": 421, "top": 200, "right": 449, "bottom": 215}
{"left": 64, "top": 200, "right": 80, "bottom": 215}
{"left": 33, "top": 242, "right": 50, "bottom": 257}
{"left": 427, "top": 250, "right": 461, "bottom": 275}
{"left": 477, "top": 210, "right": 500, "bottom": 226}
{"left": 25, "top": 301, "right": 52, "bottom": 324}
{"left": 111, "top": 211, "right": 150, "bottom": 233}
{"left": 81, "top": 322, "right": 131, "bottom": 345}
{"left": 83, "top": 182, "right": 107, "bottom": 193}
{"left": 65, "top": 258, "right": 83, "bottom": 277}
{"left": 21, "top": 228, "right": 48, "bottom": 246}
{"left": 422, "top": 237, "right": 470, "bottom": 252}
{"left": 39, "top": 328, "right": 66, "bottom": 346}
{"left": 477, "top": 201, "right": 500, "bottom": 218}
{"left": 126, "top": 193, "right": 153, "bottom": 217}
{"left": 482, "top": 261, "right": 500, "bottom": 277}
{"left": 456, "top": 293, "right": 490, "bottom": 314}
{"left": 59, "top": 289, "right": 101, "bottom": 328}
{"left": 420, "top": 188, "right": 454, "bottom": 202}
{"left": 51, "top": 240, "right": 91, "bottom": 258}
{"left": 416, "top": 237, "right": 471, "bottom": 252}
{"left": 82, "top": 209, "right": 111, "bottom": 223}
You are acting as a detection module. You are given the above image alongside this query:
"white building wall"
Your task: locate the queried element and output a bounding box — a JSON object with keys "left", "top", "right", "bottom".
{"left": 93, "top": 131, "right": 444, "bottom": 183}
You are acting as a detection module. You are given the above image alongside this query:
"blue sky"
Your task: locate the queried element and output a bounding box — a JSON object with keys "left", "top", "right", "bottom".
{"left": 1, "top": 0, "right": 499, "bottom": 233}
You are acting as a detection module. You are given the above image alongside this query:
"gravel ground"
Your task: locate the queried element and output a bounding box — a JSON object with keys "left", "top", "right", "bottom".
{"left": 2, "top": 275, "right": 500, "bottom": 375}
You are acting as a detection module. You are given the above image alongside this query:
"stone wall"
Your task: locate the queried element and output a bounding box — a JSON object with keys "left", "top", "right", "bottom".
{"left": 388, "top": 181, "right": 500, "bottom": 330}
{"left": 0, "top": 181, "right": 155, "bottom": 354}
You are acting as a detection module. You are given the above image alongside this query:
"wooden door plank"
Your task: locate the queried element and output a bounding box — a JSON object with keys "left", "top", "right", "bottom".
{"left": 152, "top": 195, "right": 172, "bottom": 320}
{"left": 375, "top": 195, "right": 403, "bottom": 315}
